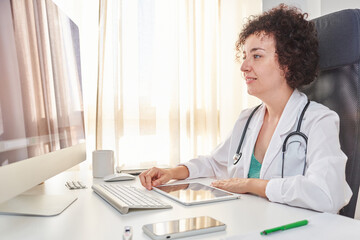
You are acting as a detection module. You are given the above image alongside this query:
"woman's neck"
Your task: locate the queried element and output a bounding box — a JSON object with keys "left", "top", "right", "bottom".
{"left": 263, "top": 88, "right": 294, "bottom": 122}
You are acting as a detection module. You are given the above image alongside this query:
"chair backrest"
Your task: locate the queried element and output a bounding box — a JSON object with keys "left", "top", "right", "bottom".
{"left": 301, "top": 9, "right": 360, "bottom": 218}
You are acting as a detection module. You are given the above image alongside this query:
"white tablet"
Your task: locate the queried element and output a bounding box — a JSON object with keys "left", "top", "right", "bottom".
{"left": 153, "top": 182, "right": 240, "bottom": 206}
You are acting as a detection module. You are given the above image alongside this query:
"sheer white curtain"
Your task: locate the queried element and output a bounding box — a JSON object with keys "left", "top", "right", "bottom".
{"left": 94, "top": 0, "right": 261, "bottom": 170}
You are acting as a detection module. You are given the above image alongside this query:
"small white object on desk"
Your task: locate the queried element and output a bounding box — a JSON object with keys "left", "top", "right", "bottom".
{"left": 92, "top": 150, "right": 115, "bottom": 178}
{"left": 103, "top": 173, "right": 136, "bottom": 182}
{"left": 123, "top": 226, "right": 133, "bottom": 240}
{"left": 65, "top": 181, "right": 86, "bottom": 190}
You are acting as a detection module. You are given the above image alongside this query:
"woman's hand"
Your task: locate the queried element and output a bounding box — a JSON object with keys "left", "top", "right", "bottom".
{"left": 139, "top": 166, "right": 190, "bottom": 190}
{"left": 211, "top": 178, "right": 269, "bottom": 198}
{"left": 139, "top": 167, "right": 173, "bottom": 190}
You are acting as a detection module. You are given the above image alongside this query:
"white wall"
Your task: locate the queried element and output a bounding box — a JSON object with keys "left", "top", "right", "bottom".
{"left": 263, "top": 0, "right": 321, "bottom": 19}
{"left": 263, "top": 0, "right": 360, "bottom": 19}
{"left": 321, "top": 0, "right": 360, "bottom": 16}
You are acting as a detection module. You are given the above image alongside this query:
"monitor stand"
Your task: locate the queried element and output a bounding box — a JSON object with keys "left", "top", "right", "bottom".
{"left": 0, "top": 194, "right": 77, "bottom": 216}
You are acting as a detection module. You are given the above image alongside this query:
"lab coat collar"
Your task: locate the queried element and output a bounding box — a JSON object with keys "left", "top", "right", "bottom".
{"left": 273, "top": 89, "right": 308, "bottom": 137}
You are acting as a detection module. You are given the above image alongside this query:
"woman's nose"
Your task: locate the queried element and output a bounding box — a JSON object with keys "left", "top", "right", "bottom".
{"left": 241, "top": 59, "right": 250, "bottom": 72}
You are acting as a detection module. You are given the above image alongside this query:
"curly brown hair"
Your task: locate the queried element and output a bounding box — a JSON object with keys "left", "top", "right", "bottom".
{"left": 236, "top": 4, "right": 319, "bottom": 88}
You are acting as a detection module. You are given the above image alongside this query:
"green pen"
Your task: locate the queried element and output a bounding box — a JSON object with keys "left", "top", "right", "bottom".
{"left": 260, "top": 219, "right": 308, "bottom": 235}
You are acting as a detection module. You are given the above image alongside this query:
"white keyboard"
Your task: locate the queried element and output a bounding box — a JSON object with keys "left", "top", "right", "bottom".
{"left": 92, "top": 184, "right": 172, "bottom": 214}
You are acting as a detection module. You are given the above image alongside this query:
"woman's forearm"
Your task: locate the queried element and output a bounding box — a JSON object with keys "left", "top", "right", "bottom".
{"left": 246, "top": 178, "right": 269, "bottom": 198}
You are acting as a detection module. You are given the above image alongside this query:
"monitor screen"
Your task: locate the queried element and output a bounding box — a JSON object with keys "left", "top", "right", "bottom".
{"left": 0, "top": 0, "right": 86, "bottom": 215}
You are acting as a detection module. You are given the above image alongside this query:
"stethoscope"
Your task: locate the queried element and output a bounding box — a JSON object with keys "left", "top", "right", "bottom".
{"left": 233, "top": 100, "right": 311, "bottom": 178}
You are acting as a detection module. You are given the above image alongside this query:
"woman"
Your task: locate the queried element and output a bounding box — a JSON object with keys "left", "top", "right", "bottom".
{"left": 139, "top": 4, "right": 352, "bottom": 213}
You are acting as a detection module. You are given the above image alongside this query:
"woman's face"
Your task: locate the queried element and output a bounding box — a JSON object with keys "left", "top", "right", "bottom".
{"left": 241, "top": 33, "right": 289, "bottom": 100}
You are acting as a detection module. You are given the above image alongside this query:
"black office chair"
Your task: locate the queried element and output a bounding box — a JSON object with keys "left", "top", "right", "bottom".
{"left": 300, "top": 9, "right": 360, "bottom": 218}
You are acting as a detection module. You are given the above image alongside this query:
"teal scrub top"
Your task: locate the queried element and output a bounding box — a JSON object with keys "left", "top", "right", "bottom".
{"left": 248, "top": 152, "right": 262, "bottom": 178}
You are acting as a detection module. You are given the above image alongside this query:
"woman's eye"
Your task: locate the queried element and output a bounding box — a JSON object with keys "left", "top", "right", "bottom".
{"left": 254, "top": 54, "right": 261, "bottom": 59}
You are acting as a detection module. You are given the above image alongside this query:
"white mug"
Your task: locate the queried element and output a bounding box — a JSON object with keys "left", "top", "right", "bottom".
{"left": 92, "top": 150, "right": 114, "bottom": 178}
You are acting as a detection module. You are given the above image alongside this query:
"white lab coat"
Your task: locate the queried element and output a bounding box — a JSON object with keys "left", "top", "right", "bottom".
{"left": 182, "top": 89, "right": 352, "bottom": 213}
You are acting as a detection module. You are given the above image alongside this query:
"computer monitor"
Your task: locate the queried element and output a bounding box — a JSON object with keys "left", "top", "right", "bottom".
{"left": 0, "top": 0, "right": 86, "bottom": 216}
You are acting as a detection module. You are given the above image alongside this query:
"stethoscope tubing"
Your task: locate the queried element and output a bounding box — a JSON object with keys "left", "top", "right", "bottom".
{"left": 233, "top": 104, "right": 261, "bottom": 165}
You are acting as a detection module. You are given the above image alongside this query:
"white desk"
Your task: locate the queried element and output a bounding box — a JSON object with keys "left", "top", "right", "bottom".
{"left": 0, "top": 170, "right": 328, "bottom": 240}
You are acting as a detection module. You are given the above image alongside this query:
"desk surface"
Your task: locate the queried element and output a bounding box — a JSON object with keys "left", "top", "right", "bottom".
{"left": 0, "top": 170, "right": 322, "bottom": 240}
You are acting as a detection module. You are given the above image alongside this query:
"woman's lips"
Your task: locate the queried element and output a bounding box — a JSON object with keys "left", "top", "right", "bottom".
{"left": 245, "top": 77, "right": 257, "bottom": 84}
